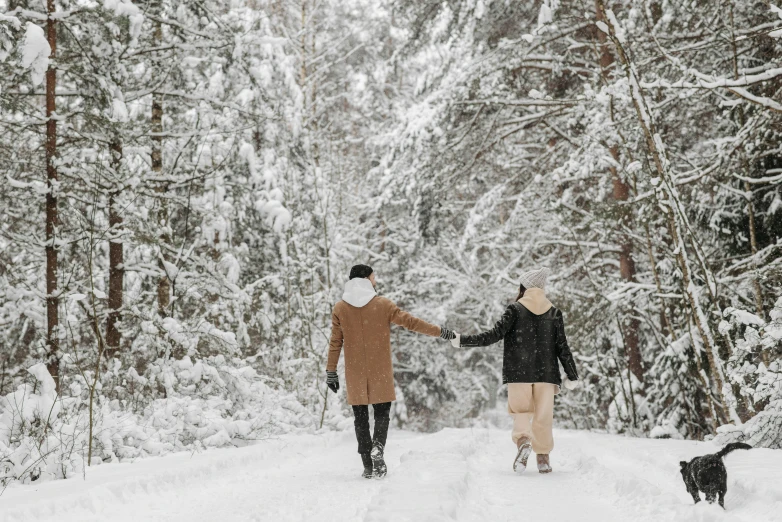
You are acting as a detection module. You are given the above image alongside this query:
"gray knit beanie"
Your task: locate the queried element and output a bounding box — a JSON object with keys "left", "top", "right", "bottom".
{"left": 519, "top": 267, "right": 550, "bottom": 290}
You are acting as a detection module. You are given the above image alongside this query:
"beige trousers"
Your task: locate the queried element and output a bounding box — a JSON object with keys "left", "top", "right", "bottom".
{"left": 507, "top": 382, "right": 557, "bottom": 454}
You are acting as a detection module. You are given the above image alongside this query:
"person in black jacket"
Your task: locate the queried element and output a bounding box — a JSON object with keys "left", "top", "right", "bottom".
{"left": 451, "top": 267, "right": 578, "bottom": 474}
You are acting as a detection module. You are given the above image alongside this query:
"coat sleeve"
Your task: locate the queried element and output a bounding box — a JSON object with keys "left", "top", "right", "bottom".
{"left": 326, "top": 307, "right": 343, "bottom": 371}
{"left": 555, "top": 310, "right": 578, "bottom": 381}
{"left": 461, "top": 305, "right": 517, "bottom": 347}
{"left": 388, "top": 300, "right": 441, "bottom": 337}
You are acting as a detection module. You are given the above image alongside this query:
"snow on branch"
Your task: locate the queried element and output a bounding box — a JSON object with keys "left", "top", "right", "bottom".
{"left": 732, "top": 170, "right": 782, "bottom": 185}
{"left": 453, "top": 98, "right": 578, "bottom": 107}
{"left": 103, "top": 0, "right": 144, "bottom": 42}
{"left": 0, "top": 12, "right": 21, "bottom": 29}
{"left": 639, "top": 67, "right": 782, "bottom": 90}
{"left": 771, "top": 4, "right": 782, "bottom": 37}
{"left": 20, "top": 22, "right": 50, "bottom": 86}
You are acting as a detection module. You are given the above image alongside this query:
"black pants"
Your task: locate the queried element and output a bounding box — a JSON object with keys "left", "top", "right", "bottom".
{"left": 352, "top": 402, "right": 391, "bottom": 455}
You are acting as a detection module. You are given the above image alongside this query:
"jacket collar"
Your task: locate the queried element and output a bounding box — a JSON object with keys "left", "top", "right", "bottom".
{"left": 518, "top": 287, "right": 553, "bottom": 315}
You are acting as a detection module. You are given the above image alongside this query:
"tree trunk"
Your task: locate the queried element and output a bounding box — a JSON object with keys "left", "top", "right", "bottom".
{"left": 724, "top": 3, "right": 761, "bottom": 421}
{"left": 727, "top": 4, "right": 764, "bottom": 320}
{"left": 643, "top": 222, "right": 673, "bottom": 335}
{"left": 300, "top": 0, "right": 307, "bottom": 96}
{"left": 744, "top": 181, "right": 764, "bottom": 317}
{"left": 45, "top": 0, "right": 60, "bottom": 392}
{"left": 619, "top": 240, "right": 642, "bottom": 381}
{"left": 106, "top": 140, "right": 124, "bottom": 360}
{"left": 152, "top": 14, "right": 170, "bottom": 317}
{"left": 597, "top": 0, "right": 734, "bottom": 424}
{"left": 595, "top": 1, "right": 643, "bottom": 382}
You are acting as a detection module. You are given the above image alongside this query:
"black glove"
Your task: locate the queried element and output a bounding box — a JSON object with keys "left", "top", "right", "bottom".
{"left": 326, "top": 371, "right": 339, "bottom": 393}
{"left": 439, "top": 327, "right": 456, "bottom": 340}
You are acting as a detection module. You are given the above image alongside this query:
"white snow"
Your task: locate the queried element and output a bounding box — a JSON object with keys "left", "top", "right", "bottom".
{"left": 161, "top": 260, "right": 179, "bottom": 281}
{"left": 20, "top": 22, "right": 50, "bottom": 86}
{"left": 474, "top": 0, "right": 485, "bottom": 20}
{"left": 1, "top": 426, "right": 780, "bottom": 522}
{"left": 536, "top": 0, "right": 559, "bottom": 29}
{"left": 26, "top": 363, "right": 56, "bottom": 395}
{"left": 111, "top": 99, "right": 129, "bottom": 123}
{"left": 725, "top": 308, "right": 765, "bottom": 328}
{"left": 256, "top": 199, "right": 292, "bottom": 232}
{"left": 0, "top": 13, "right": 20, "bottom": 27}
{"left": 103, "top": 0, "right": 144, "bottom": 42}
{"left": 606, "top": 10, "right": 626, "bottom": 43}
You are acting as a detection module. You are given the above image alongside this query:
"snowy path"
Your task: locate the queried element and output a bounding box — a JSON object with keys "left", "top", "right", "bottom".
{"left": 2, "top": 426, "right": 780, "bottom": 522}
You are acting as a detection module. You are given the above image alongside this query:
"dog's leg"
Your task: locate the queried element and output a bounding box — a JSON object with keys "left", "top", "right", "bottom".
{"left": 705, "top": 491, "right": 716, "bottom": 504}
{"left": 685, "top": 475, "right": 701, "bottom": 504}
{"left": 718, "top": 479, "right": 727, "bottom": 509}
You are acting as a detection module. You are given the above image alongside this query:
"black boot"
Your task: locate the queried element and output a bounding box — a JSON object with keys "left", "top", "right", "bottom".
{"left": 371, "top": 441, "right": 387, "bottom": 478}
{"left": 361, "top": 452, "right": 373, "bottom": 479}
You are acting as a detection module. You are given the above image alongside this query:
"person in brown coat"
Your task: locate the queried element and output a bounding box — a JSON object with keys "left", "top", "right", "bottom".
{"left": 326, "top": 264, "right": 456, "bottom": 479}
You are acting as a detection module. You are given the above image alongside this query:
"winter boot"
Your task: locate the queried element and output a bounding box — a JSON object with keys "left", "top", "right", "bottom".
{"left": 361, "top": 453, "right": 374, "bottom": 479}
{"left": 537, "top": 454, "right": 552, "bottom": 474}
{"left": 513, "top": 436, "right": 532, "bottom": 474}
{"left": 371, "top": 441, "right": 387, "bottom": 479}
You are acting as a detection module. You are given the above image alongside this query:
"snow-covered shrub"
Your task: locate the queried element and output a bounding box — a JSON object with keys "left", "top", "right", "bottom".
{"left": 90, "top": 355, "right": 315, "bottom": 461}
{"left": 0, "top": 364, "right": 85, "bottom": 484}
{"left": 649, "top": 421, "right": 684, "bottom": 440}
{"left": 715, "top": 297, "right": 782, "bottom": 448}
{"left": 644, "top": 333, "right": 715, "bottom": 440}
{"left": 0, "top": 357, "right": 320, "bottom": 485}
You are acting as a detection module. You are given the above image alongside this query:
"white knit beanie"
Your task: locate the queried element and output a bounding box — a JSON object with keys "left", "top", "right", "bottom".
{"left": 519, "top": 267, "right": 550, "bottom": 290}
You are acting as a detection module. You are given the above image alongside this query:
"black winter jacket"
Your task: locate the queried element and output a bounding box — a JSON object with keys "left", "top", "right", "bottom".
{"left": 461, "top": 303, "right": 578, "bottom": 386}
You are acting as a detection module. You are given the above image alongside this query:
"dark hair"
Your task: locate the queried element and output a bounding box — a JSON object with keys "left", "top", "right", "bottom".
{"left": 515, "top": 284, "right": 527, "bottom": 301}
{"left": 349, "top": 264, "right": 374, "bottom": 280}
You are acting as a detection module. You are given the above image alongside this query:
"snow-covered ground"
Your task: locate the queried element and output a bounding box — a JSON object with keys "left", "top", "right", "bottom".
{"left": 1, "top": 426, "right": 780, "bottom": 522}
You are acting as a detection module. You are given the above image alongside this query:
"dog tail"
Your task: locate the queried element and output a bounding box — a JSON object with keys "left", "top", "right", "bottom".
{"left": 717, "top": 442, "right": 752, "bottom": 458}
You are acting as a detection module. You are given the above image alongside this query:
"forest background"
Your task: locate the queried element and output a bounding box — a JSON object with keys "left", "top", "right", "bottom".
{"left": 0, "top": 0, "right": 781, "bottom": 483}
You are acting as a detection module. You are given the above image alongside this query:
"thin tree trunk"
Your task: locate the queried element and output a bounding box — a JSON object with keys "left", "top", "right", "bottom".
{"left": 0, "top": 358, "right": 6, "bottom": 396}
{"left": 300, "top": 0, "right": 307, "bottom": 99}
{"left": 597, "top": 1, "right": 734, "bottom": 424}
{"left": 643, "top": 222, "right": 672, "bottom": 335}
{"left": 685, "top": 314, "right": 721, "bottom": 432}
{"left": 595, "top": 1, "right": 643, "bottom": 382}
{"left": 86, "top": 229, "right": 106, "bottom": 466}
{"left": 152, "top": 14, "right": 170, "bottom": 317}
{"left": 106, "top": 140, "right": 124, "bottom": 359}
{"left": 45, "top": 0, "right": 60, "bottom": 392}
{"left": 310, "top": 10, "right": 319, "bottom": 163}
{"left": 619, "top": 241, "right": 643, "bottom": 381}
{"left": 744, "top": 182, "right": 764, "bottom": 317}
{"left": 724, "top": 4, "right": 764, "bottom": 418}
{"left": 728, "top": 4, "right": 764, "bottom": 320}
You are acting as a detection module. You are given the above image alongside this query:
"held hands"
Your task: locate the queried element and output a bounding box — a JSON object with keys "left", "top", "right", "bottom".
{"left": 439, "top": 327, "right": 461, "bottom": 348}
{"left": 439, "top": 327, "right": 456, "bottom": 340}
{"left": 326, "top": 371, "right": 339, "bottom": 393}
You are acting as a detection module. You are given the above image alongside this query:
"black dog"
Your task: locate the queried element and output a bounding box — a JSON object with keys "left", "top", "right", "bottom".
{"left": 679, "top": 442, "right": 751, "bottom": 508}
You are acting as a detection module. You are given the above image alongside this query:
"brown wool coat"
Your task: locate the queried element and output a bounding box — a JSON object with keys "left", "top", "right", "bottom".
{"left": 327, "top": 296, "right": 441, "bottom": 405}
